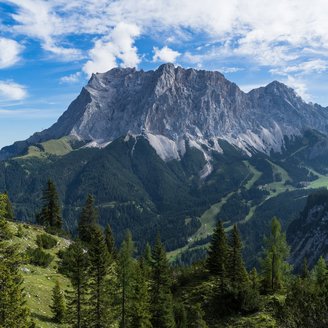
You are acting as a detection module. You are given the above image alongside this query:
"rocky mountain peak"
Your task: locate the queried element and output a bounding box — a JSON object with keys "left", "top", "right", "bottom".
{"left": 1, "top": 65, "right": 328, "bottom": 167}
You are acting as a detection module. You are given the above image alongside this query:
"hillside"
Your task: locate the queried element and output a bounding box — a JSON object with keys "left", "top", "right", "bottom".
{"left": 6, "top": 221, "right": 71, "bottom": 328}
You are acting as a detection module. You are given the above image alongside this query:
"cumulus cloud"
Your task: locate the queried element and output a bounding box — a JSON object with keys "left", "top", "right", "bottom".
{"left": 83, "top": 22, "right": 140, "bottom": 76}
{"left": 5, "top": 0, "right": 328, "bottom": 102}
{"left": 270, "top": 59, "right": 328, "bottom": 76}
{"left": 153, "top": 46, "right": 181, "bottom": 63}
{"left": 59, "top": 72, "right": 82, "bottom": 84}
{"left": 283, "top": 76, "right": 310, "bottom": 101}
{"left": 0, "top": 81, "right": 27, "bottom": 100}
{"left": 0, "top": 38, "right": 23, "bottom": 68}
{"left": 8, "top": 0, "right": 81, "bottom": 60}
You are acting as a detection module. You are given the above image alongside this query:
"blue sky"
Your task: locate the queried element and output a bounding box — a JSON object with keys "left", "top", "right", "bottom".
{"left": 1, "top": 0, "right": 328, "bottom": 148}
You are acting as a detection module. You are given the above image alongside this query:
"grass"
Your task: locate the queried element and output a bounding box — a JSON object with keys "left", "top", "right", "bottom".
{"left": 8, "top": 222, "right": 71, "bottom": 328}
{"left": 306, "top": 167, "right": 328, "bottom": 189}
{"left": 262, "top": 160, "right": 293, "bottom": 198}
{"left": 19, "top": 137, "right": 74, "bottom": 159}
{"left": 243, "top": 160, "right": 262, "bottom": 190}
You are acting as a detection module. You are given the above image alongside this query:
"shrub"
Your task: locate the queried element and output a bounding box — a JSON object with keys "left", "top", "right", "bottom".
{"left": 26, "top": 247, "right": 54, "bottom": 267}
{"left": 36, "top": 233, "right": 58, "bottom": 249}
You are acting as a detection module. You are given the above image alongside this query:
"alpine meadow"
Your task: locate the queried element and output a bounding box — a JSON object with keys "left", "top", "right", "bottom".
{"left": 1, "top": 1, "right": 328, "bottom": 327}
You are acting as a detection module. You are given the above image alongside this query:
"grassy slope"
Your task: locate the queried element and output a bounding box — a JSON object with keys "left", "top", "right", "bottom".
{"left": 19, "top": 137, "right": 73, "bottom": 159}
{"left": 8, "top": 222, "right": 71, "bottom": 328}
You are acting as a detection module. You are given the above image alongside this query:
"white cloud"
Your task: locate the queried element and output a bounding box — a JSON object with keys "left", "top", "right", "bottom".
{"left": 0, "top": 38, "right": 23, "bottom": 68}
{"left": 83, "top": 22, "right": 140, "bottom": 76}
{"left": 270, "top": 59, "right": 328, "bottom": 76}
{"left": 60, "top": 72, "right": 81, "bottom": 84}
{"left": 217, "top": 67, "right": 244, "bottom": 73}
{"left": 8, "top": 0, "right": 81, "bottom": 60}
{"left": 0, "top": 81, "right": 27, "bottom": 100}
{"left": 283, "top": 76, "right": 310, "bottom": 101}
{"left": 153, "top": 46, "right": 181, "bottom": 63}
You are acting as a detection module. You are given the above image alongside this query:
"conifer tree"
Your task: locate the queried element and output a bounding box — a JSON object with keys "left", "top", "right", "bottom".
{"left": 119, "top": 230, "right": 135, "bottom": 328}
{"left": 78, "top": 194, "right": 98, "bottom": 244}
{"left": 0, "top": 193, "right": 12, "bottom": 240}
{"left": 130, "top": 258, "right": 152, "bottom": 328}
{"left": 189, "top": 303, "right": 208, "bottom": 328}
{"left": 65, "top": 240, "right": 89, "bottom": 328}
{"left": 4, "top": 191, "right": 14, "bottom": 221}
{"left": 312, "top": 256, "right": 328, "bottom": 285}
{"left": 261, "top": 217, "right": 290, "bottom": 292}
{"left": 37, "top": 179, "right": 62, "bottom": 230}
{"left": 150, "top": 235, "right": 175, "bottom": 328}
{"left": 88, "top": 225, "right": 110, "bottom": 328}
{"left": 105, "top": 224, "right": 117, "bottom": 259}
{"left": 0, "top": 240, "right": 33, "bottom": 327}
{"left": 174, "top": 303, "right": 187, "bottom": 328}
{"left": 301, "top": 257, "right": 310, "bottom": 279}
{"left": 50, "top": 280, "right": 66, "bottom": 323}
{"left": 206, "top": 221, "right": 228, "bottom": 279}
{"left": 228, "top": 224, "right": 248, "bottom": 289}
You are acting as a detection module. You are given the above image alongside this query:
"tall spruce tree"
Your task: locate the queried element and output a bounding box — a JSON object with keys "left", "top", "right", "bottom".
{"left": 119, "top": 230, "right": 135, "bottom": 328}
{"left": 4, "top": 192, "right": 14, "bottom": 221}
{"left": 130, "top": 258, "right": 152, "bottom": 328}
{"left": 50, "top": 280, "right": 66, "bottom": 323}
{"left": 78, "top": 194, "right": 98, "bottom": 244}
{"left": 228, "top": 225, "right": 248, "bottom": 288}
{"left": 37, "top": 179, "right": 62, "bottom": 230}
{"left": 0, "top": 193, "right": 12, "bottom": 240}
{"left": 88, "top": 225, "right": 110, "bottom": 328}
{"left": 0, "top": 195, "right": 33, "bottom": 327}
{"left": 0, "top": 245, "right": 34, "bottom": 327}
{"left": 65, "top": 240, "right": 89, "bottom": 328}
{"left": 206, "top": 221, "right": 228, "bottom": 278}
{"left": 150, "top": 235, "right": 175, "bottom": 328}
{"left": 105, "top": 224, "right": 117, "bottom": 259}
{"left": 261, "top": 217, "right": 291, "bottom": 292}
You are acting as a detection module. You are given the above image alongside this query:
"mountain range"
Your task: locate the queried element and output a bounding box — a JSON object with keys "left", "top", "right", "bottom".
{"left": 1, "top": 63, "right": 328, "bottom": 266}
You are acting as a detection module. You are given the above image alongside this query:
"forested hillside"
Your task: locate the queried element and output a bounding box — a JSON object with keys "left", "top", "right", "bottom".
{"left": 1, "top": 189, "right": 328, "bottom": 328}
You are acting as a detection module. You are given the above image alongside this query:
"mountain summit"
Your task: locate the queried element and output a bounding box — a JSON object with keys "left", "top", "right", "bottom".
{"left": 2, "top": 64, "right": 328, "bottom": 164}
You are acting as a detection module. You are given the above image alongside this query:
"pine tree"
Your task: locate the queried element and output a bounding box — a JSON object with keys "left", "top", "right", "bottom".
{"left": 105, "top": 224, "right": 117, "bottom": 259}
{"left": 150, "top": 235, "right": 175, "bottom": 328}
{"left": 50, "top": 280, "right": 66, "bottom": 323}
{"left": 65, "top": 240, "right": 89, "bottom": 328}
{"left": 228, "top": 224, "right": 248, "bottom": 289}
{"left": 206, "top": 221, "right": 228, "bottom": 280}
{"left": 4, "top": 192, "right": 14, "bottom": 221}
{"left": 37, "top": 179, "right": 62, "bottom": 230}
{"left": 261, "top": 217, "right": 291, "bottom": 292}
{"left": 78, "top": 194, "right": 98, "bottom": 244}
{"left": 119, "top": 230, "right": 135, "bottom": 328}
{"left": 312, "top": 256, "right": 328, "bottom": 285}
{"left": 189, "top": 303, "right": 208, "bottom": 328}
{"left": 174, "top": 303, "right": 187, "bottom": 328}
{"left": 88, "top": 225, "right": 110, "bottom": 328}
{"left": 130, "top": 258, "right": 152, "bottom": 328}
{"left": 0, "top": 242, "right": 33, "bottom": 327}
{"left": 301, "top": 257, "right": 310, "bottom": 279}
{"left": 0, "top": 193, "right": 12, "bottom": 241}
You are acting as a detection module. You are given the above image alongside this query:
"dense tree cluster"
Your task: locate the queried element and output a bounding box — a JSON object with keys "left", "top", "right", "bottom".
{"left": 2, "top": 186, "right": 328, "bottom": 327}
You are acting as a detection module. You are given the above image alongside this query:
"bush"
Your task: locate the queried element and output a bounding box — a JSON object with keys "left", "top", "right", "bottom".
{"left": 26, "top": 247, "right": 54, "bottom": 267}
{"left": 16, "top": 225, "right": 25, "bottom": 238}
{"left": 36, "top": 233, "right": 58, "bottom": 249}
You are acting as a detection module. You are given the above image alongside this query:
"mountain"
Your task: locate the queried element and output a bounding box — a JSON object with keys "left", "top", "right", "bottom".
{"left": 2, "top": 64, "right": 328, "bottom": 265}
{"left": 288, "top": 189, "right": 328, "bottom": 270}
{"left": 2, "top": 63, "right": 328, "bottom": 163}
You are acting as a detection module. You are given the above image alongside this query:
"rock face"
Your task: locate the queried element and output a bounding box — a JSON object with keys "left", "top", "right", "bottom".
{"left": 288, "top": 190, "right": 328, "bottom": 270}
{"left": 2, "top": 63, "right": 328, "bottom": 162}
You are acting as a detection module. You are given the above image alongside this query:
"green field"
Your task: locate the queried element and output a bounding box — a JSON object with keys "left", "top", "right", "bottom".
{"left": 19, "top": 136, "right": 74, "bottom": 159}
